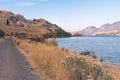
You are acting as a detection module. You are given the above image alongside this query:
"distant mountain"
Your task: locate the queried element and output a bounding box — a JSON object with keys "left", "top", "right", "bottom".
{"left": 0, "top": 10, "right": 71, "bottom": 39}
{"left": 76, "top": 26, "right": 97, "bottom": 36}
{"left": 74, "top": 21, "right": 120, "bottom": 36}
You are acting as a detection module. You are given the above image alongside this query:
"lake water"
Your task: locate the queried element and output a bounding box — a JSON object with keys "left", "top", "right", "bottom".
{"left": 56, "top": 36, "right": 120, "bottom": 65}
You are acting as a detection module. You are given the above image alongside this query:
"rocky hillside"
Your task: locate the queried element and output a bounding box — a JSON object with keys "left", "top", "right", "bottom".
{"left": 0, "top": 10, "right": 71, "bottom": 39}
{"left": 75, "top": 21, "right": 120, "bottom": 36}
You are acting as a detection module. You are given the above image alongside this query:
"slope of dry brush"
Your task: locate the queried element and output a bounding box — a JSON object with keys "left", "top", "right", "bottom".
{"left": 14, "top": 38, "right": 120, "bottom": 80}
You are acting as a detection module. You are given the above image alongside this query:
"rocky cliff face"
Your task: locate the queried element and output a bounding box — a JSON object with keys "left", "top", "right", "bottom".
{"left": 76, "top": 21, "right": 120, "bottom": 36}
{"left": 0, "top": 10, "right": 27, "bottom": 27}
{"left": 0, "top": 10, "right": 70, "bottom": 39}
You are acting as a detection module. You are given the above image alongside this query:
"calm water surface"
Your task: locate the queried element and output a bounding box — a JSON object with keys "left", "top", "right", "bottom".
{"left": 56, "top": 36, "right": 120, "bottom": 65}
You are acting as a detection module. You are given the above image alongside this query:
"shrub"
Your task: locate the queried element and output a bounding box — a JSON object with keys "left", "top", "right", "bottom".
{"left": 64, "top": 55, "right": 114, "bottom": 80}
{"left": 44, "top": 39, "right": 57, "bottom": 46}
{"left": 80, "top": 50, "right": 97, "bottom": 59}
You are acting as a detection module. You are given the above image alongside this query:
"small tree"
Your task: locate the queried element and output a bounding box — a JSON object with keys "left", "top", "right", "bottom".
{"left": 6, "top": 19, "right": 10, "bottom": 26}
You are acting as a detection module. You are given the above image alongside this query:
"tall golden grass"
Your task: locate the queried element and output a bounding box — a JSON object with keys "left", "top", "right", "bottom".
{"left": 0, "top": 39, "right": 2, "bottom": 42}
{"left": 14, "top": 38, "right": 120, "bottom": 80}
{"left": 14, "top": 38, "right": 71, "bottom": 80}
{"left": 0, "top": 38, "right": 4, "bottom": 42}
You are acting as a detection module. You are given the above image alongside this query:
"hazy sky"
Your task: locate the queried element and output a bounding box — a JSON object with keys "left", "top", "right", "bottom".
{"left": 0, "top": 0, "right": 120, "bottom": 32}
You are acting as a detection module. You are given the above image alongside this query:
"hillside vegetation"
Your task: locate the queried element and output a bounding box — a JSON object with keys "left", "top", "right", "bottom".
{"left": 14, "top": 38, "right": 120, "bottom": 80}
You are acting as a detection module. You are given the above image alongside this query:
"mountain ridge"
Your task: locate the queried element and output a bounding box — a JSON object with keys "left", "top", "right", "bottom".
{"left": 74, "top": 21, "right": 120, "bottom": 36}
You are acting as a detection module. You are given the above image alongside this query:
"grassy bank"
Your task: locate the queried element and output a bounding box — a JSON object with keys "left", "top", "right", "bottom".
{"left": 0, "top": 39, "right": 2, "bottom": 42}
{"left": 14, "top": 38, "right": 120, "bottom": 80}
{"left": 0, "top": 38, "right": 4, "bottom": 42}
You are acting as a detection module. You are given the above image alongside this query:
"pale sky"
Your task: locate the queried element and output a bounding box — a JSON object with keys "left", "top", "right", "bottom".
{"left": 0, "top": 0, "right": 120, "bottom": 32}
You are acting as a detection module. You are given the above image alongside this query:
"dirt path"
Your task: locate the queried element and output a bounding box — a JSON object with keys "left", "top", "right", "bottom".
{"left": 0, "top": 38, "right": 39, "bottom": 80}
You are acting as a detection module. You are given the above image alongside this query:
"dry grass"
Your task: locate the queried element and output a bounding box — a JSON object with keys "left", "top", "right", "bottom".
{"left": 0, "top": 38, "right": 3, "bottom": 42}
{"left": 14, "top": 38, "right": 71, "bottom": 80}
{"left": 14, "top": 38, "right": 120, "bottom": 80}
{"left": 0, "top": 26, "right": 48, "bottom": 38}
{"left": 0, "top": 38, "right": 4, "bottom": 42}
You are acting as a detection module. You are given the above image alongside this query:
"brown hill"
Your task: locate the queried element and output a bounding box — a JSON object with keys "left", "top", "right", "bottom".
{"left": 0, "top": 10, "right": 71, "bottom": 39}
